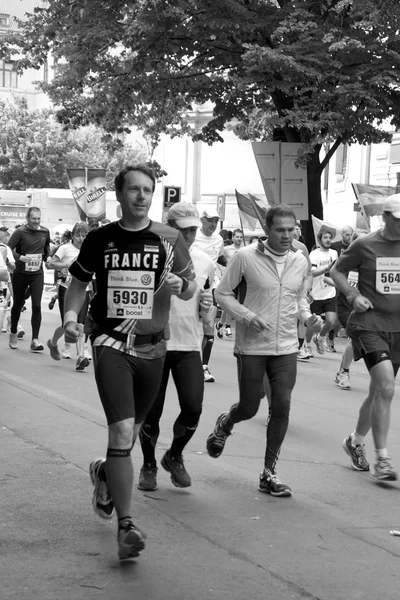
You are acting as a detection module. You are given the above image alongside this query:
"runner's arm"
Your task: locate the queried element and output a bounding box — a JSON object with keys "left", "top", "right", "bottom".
{"left": 215, "top": 253, "right": 256, "bottom": 325}
{"left": 63, "top": 277, "right": 88, "bottom": 324}
{"left": 330, "top": 263, "right": 361, "bottom": 305}
{"left": 43, "top": 232, "right": 51, "bottom": 262}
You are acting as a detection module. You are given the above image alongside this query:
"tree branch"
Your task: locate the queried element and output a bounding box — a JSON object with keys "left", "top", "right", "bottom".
{"left": 319, "top": 138, "right": 342, "bottom": 173}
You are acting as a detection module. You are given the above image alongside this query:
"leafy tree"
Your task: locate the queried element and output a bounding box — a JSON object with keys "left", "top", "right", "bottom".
{"left": 0, "top": 96, "right": 149, "bottom": 190}
{"left": 3, "top": 0, "right": 400, "bottom": 228}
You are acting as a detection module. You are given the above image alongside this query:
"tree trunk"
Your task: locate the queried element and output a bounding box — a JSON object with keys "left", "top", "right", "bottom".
{"left": 303, "top": 147, "right": 323, "bottom": 249}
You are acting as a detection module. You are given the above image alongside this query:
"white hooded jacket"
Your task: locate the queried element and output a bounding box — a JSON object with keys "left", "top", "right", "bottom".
{"left": 215, "top": 241, "right": 312, "bottom": 355}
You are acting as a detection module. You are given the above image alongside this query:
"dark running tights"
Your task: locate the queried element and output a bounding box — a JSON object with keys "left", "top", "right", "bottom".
{"left": 224, "top": 353, "right": 297, "bottom": 472}
{"left": 11, "top": 272, "right": 44, "bottom": 338}
{"left": 139, "top": 351, "right": 204, "bottom": 463}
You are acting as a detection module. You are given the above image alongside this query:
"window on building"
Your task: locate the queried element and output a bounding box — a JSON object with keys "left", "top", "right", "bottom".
{"left": 335, "top": 144, "right": 348, "bottom": 184}
{"left": 0, "top": 60, "right": 18, "bottom": 88}
{"left": 0, "top": 14, "right": 10, "bottom": 29}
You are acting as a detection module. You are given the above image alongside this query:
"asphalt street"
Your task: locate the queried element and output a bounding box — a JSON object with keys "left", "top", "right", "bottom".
{"left": 1, "top": 300, "right": 400, "bottom": 600}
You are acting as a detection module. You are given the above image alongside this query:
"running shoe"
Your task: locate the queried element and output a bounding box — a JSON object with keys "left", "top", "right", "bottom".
{"left": 89, "top": 458, "right": 114, "bottom": 519}
{"left": 259, "top": 468, "right": 292, "bottom": 497}
{"left": 30, "top": 339, "right": 44, "bottom": 352}
{"left": 76, "top": 355, "right": 90, "bottom": 371}
{"left": 203, "top": 365, "right": 215, "bottom": 383}
{"left": 324, "top": 337, "right": 336, "bottom": 353}
{"left": 313, "top": 334, "right": 325, "bottom": 355}
{"left": 372, "top": 456, "right": 398, "bottom": 481}
{"left": 342, "top": 435, "right": 369, "bottom": 471}
{"left": 161, "top": 451, "right": 191, "bottom": 488}
{"left": 304, "top": 343, "right": 314, "bottom": 358}
{"left": 138, "top": 463, "right": 158, "bottom": 491}
{"left": 48, "top": 296, "right": 57, "bottom": 310}
{"left": 9, "top": 332, "right": 18, "bottom": 350}
{"left": 61, "top": 345, "right": 72, "bottom": 359}
{"left": 224, "top": 326, "right": 232, "bottom": 338}
{"left": 206, "top": 412, "right": 231, "bottom": 458}
{"left": 17, "top": 326, "right": 25, "bottom": 339}
{"left": 118, "top": 519, "right": 146, "bottom": 560}
{"left": 215, "top": 322, "right": 224, "bottom": 339}
{"left": 297, "top": 345, "right": 311, "bottom": 361}
{"left": 335, "top": 370, "right": 351, "bottom": 390}
{"left": 84, "top": 344, "right": 92, "bottom": 361}
{"left": 47, "top": 339, "right": 61, "bottom": 361}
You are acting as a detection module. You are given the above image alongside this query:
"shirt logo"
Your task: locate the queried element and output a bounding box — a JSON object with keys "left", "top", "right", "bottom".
{"left": 141, "top": 274, "right": 152, "bottom": 285}
{"left": 144, "top": 245, "right": 159, "bottom": 253}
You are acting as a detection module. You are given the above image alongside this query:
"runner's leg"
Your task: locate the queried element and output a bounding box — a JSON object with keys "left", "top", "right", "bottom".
{"left": 29, "top": 272, "right": 44, "bottom": 339}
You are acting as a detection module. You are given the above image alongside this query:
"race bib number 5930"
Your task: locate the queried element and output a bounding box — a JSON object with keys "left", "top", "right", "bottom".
{"left": 107, "top": 270, "right": 155, "bottom": 319}
{"left": 376, "top": 257, "right": 400, "bottom": 294}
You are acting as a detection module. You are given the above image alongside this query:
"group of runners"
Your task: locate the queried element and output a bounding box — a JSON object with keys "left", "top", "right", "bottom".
{"left": 1, "top": 163, "right": 400, "bottom": 562}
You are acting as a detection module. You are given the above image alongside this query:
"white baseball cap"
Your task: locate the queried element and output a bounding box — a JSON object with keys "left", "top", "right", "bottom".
{"left": 383, "top": 194, "right": 400, "bottom": 218}
{"left": 167, "top": 202, "right": 200, "bottom": 228}
{"left": 201, "top": 207, "right": 220, "bottom": 220}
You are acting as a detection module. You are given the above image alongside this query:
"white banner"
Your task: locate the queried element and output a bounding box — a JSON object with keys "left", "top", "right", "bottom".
{"left": 280, "top": 143, "right": 308, "bottom": 220}
{"left": 252, "top": 142, "right": 280, "bottom": 206}
{"left": 252, "top": 142, "right": 308, "bottom": 220}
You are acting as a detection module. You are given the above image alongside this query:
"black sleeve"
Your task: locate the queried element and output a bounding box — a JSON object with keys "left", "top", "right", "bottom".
{"left": 68, "top": 234, "right": 97, "bottom": 283}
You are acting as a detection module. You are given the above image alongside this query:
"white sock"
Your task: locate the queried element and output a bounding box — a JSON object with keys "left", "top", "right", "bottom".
{"left": 351, "top": 431, "right": 365, "bottom": 446}
{"left": 376, "top": 448, "right": 389, "bottom": 459}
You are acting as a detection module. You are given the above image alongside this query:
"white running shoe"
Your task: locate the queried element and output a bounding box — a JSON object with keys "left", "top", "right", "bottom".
{"left": 61, "top": 345, "right": 72, "bottom": 359}
{"left": 203, "top": 365, "right": 215, "bottom": 382}
{"left": 335, "top": 370, "right": 351, "bottom": 390}
{"left": 83, "top": 344, "right": 92, "bottom": 361}
{"left": 297, "top": 345, "right": 310, "bottom": 361}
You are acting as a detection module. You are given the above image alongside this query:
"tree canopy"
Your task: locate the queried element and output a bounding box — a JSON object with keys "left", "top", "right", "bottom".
{"left": 3, "top": 0, "right": 400, "bottom": 217}
{"left": 0, "top": 96, "right": 148, "bottom": 190}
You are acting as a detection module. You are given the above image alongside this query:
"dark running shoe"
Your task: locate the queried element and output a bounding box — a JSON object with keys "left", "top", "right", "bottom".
{"left": 259, "top": 468, "right": 292, "bottom": 497}
{"left": 206, "top": 413, "right": 231, "bottom": 458}
{"left": 215, "top": 322, "right": 224, "bottom": 339}
{"left": 138, "top": 463, "right": 158, "bottom": 491}
{"left": 342, "top": 435, "right": 369, "bottom": 471}
{"left": 89, "top": 458, "right": 114, "bottom": 519}
{"left": 47, "top": 339, "right": 61, "bottom": 361}
{"left": 118, "top": 519, "right": 146, "bottom": 560}
{"left": 161, "top": 451, "right": 191, "bottom": 488}
{"left": 30, "top": 339, "right": 44, "bottom": 352}
{"left": 76, "top": 355, "right": 90, "bottom": 371}
{"left": 48, "top": 296, "right": 57, "bottom": 310}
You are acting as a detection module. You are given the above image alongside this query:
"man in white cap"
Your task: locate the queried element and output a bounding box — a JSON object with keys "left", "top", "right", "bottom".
{"left": 138, "top": 202, "right": 214, "bottom": 491}
{"left": 193, "top": 207, "right": 227, "bottom": 382}
{"left": 331, "top": 194, "right": 400, "bottom": 482}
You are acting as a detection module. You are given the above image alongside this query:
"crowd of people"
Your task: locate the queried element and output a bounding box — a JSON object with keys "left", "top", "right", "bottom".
{"left": 1, "top": 164, "right": 400, "bottom": 561}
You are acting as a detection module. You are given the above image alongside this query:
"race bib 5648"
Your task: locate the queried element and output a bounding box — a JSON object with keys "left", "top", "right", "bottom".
{"left": 376, "top": 257, "right": 400, "bottom": 294}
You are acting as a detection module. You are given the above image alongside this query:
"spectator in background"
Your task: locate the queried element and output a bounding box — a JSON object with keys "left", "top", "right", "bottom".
{"left": 294, "top": 222, "right": 306, "bottom": 245}
{"left": 331, "top": 226, "right": 354, "bottom": 256}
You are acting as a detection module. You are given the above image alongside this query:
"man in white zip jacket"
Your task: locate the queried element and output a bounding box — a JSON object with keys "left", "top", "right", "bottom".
{"left": 206, "top": 205, "right": 322, "bottom": 496}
